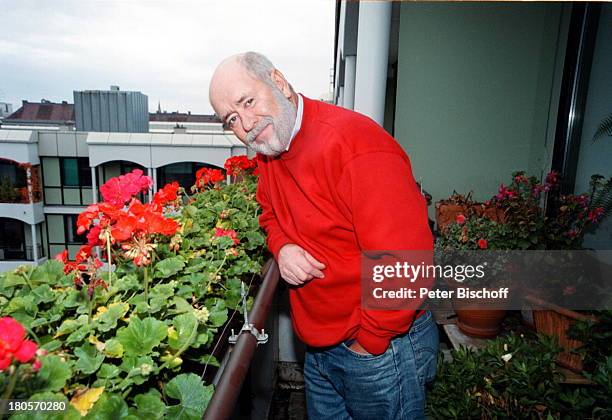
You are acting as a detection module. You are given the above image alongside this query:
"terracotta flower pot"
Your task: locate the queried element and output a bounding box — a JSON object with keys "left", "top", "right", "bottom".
{"left": 446, "top": 280, "right": 509, "bottom": 338}
{"left": 452, "top": 298, "right": 507, "bottom": 338}
{"left": 435, "top": 202, "right": 506, "bottom": 232}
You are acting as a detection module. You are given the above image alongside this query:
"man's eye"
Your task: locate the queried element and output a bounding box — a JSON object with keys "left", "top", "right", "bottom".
{"left": 227, "top": 116, "right": 237, "bottom": 127}
{"left": 245, "top": 99, "right": 253, "bottom": 107}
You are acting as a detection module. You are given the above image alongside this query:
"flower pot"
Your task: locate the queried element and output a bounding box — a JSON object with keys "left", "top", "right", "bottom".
{"left": 446, "top": 277, "right": 510, "bottom": 338}
{"left": 435, "top": 202, "right": 506, "bottom": 232}
{"left": 452, "top": 301, "right": 507, "bottom": 338}
{"left": 526, "top": 295, "right": 598, "bottom": 372}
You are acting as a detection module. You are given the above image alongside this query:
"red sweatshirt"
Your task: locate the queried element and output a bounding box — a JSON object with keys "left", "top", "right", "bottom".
{"left": 256, "top": 96, "right": 433, "bottom": 355}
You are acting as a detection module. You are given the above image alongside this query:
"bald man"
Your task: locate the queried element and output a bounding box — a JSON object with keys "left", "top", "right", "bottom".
{"left": 209, "top": 52, "right": 438, "bottom": 420}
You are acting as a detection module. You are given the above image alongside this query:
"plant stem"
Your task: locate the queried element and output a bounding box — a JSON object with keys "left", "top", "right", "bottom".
{"left": 87, "top": 290, "right": 94, "bottom": 326}
{"left": 105, "top": 231, "right": 112, "bottom": 289}
{"left": 143, "top": 266, "right": 149, "bottom": 304}
{"left": 0, "top": 366, "right": 18, "bottom": 414}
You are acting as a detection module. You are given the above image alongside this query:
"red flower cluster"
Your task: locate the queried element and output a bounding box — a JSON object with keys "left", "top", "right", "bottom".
{"left": 75, "top": 170, "right": 180, "bottom": 266}
{"left": 224, "top": 155, "right": 258, "bottom": 176}
{"left": 0, "top": 317, "right": 38, "bottom": 371}
{"left": 477, "top": 238, "right": 488, "bottom": 249}
{"left": 99, "top": 169, "right": 152, "bottom": 206}
{"left": 455, "top": 214, "right": 466, "bottom": 225}
{"left": 195, "top": 168, "right": 225, "bottom": 190}
{"left": 588, "top": 207, "right": 605, "bottom": 223}
{"left": 495, "top": 185, "right": 517, "bottom": 201}
{"left": 214, "top": 227, "right": 240, "bottom": 245}
{"left": 152, "top": 182, "right": 180, "bottom": 211}
{"left": 55, "top": 246, "right": 106, "bottom": 296}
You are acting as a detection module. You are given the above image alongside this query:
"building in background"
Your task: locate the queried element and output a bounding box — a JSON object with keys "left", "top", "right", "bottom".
{"left": 2, "top": 100, "right": 74, "bottom": 129}
{"left": 0, "top": 102, "right": 12, "bottom": 120}
{"left": 74, "top": 86, "right": 149, "bottom": 133}
{"left": 0, "top": 89, "right": 245, "bottom": 272}
{"left": 333, "top": 1, "right": 611, "bottom": 249}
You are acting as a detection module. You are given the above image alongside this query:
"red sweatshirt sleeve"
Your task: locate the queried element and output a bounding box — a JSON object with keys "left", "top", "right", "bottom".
{"left": 336, "top": 151, "right": 434, "bottom": 355}
{"left": 256, "top": 174, "right": 292, "bottom": 259}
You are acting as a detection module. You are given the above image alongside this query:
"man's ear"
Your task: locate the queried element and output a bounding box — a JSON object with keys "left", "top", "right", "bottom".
{"left": 270, "top": 69, "right": 292, "bottom": 99}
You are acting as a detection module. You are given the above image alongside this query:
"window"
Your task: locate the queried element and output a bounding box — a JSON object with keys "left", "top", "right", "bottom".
{"left": 62, "top": 158, "right": 80, "bottom": 186}
{"left": 158, "top": 162, "right": 219, "bottom": 190}
{"left": 45, "top": 214, "right": 86, "bottom": 260}
{"left": 65, "top": 214, "right": 86, "bottom": 244}
{"left": 0, "top": 161, "right": 27, "bottom": 188}
{"left": 42, "top": 157, "right": 93, "bottom": 205}
{"left": 0, "top": 218, "right": 26, "bottom": 260}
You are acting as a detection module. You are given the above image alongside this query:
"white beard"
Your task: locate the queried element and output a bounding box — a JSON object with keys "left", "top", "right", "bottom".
{"left": 245, "top": 88, "right": 296, "bottom": 156}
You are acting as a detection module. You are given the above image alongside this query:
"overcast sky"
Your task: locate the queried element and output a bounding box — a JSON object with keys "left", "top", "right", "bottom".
{"left": 0, "top": 0, "right": 335, "bottom": 114}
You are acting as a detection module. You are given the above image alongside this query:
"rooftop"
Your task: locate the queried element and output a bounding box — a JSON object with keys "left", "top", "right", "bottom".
{"left": 5, "top": 100, "right": 75, "bottom": 124}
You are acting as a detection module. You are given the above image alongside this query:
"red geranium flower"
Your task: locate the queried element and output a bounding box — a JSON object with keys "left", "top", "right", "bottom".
{"left": 477, "top": 239, "right": 488, "bottom": 249}
{"left": 0, "top": 317, "right": 38, "bottom": 371}
{"left": 455, "top": 214, "right": 466, "bottom": 225}
{"left": 99, "top": 169, "right": 152, "bottom": 206}
{"left": 214, "top": 227, "right": 240, "bottom": 245}
{"left": 195, "top": 168, "right": 225, "bottom": 189}
{"left": 153, "top": 182, "right": 180, "bottom": 210}
{"left": 224, "top": 155, "right": 258, "bottom": 176}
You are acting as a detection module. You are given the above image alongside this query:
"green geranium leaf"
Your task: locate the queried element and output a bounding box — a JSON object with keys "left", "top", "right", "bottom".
{"left": 168, "top": 313, "right": 198, "bottom": 350}
{"left": 40, "top": 339, "right": 62, "bottom": 352}
{"left": 103, "top": 338, "right": 124, "bottom": 358}
{"left": 74, "top": 344, "right": 105, "bottom": 375}
{"left": 97, "top": 363, "right": 121, "bottom": 379}
{"left": 37, "top": 355, "right": 73, "bottom": 392}
{"left": 30, "top": 260, "right": 64, "bottom": 285}
{"left": 55, "top": 315, "right": 87, "bottom": 337}
{"left": 190, "top": 354, "right": 220, "bottom": 367}
{"left": 4, "top": 295, "right": 37, "bottom": 315}
{"left": 206, "top": 298, "right": 228, "bottom": 327}
{"left": 61, "top": 289, "right": 85, "bottom": 308}
{"left": 66, "top": 323, "right": 92, "bottom": 344}
{"left": 171, "top": 296, "right": 193, "bottom": 314}
{"left": 132, "top": 389, "right": 167, "bottom": 420}
{"left": 85, "top": 393, "right": 129, "bottom": 420}
{"left": 244, "top": 231, "right": 265, "bottom": 249}
{"left": 95, "top": 302, "right": 130, "bottom": 332}
{"left": 31, "top": 284, "right": 56, "bottom": 304}
{"left": 116, "top": 273, "right": 140, "bottom": 291}
{"left": 1, "top": 272, "right": 26, "bottom": 288}
{"left": 154, "top": 257, "right": 185, "bottom": 279}
{"left": 165, "top": 373, "right": 212, "bottom": 420}
{"left": 117, "top": 317, "right": 167, "bottom": 356}
{"left": 10, "top": 392, "right": 81, "bottom": 420}
{"left": 30, "top": 317, "right": 49, "bottom": 328}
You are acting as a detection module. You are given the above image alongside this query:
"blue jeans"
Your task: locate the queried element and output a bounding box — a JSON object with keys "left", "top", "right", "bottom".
{"left": 304, "top": 311, "right": 438, "bottom": 420}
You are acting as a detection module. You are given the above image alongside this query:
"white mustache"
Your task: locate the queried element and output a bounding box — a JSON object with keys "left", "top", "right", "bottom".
{"left": 246, "top": 117, "right": 274, "bottom": 144}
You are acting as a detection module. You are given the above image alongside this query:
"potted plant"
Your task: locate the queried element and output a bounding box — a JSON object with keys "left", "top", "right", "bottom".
{"left": 528, "top": 174, "right": 611, "bottom": 372}
{"left": 435, "top": 192, "right": 505, "bottom": 233}
{"left": 436, "top": 214, "right": 513, "bottom": 338}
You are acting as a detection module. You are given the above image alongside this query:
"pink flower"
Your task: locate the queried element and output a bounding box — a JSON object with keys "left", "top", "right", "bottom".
{"left": 0, "top": 317, "right": 38, "bottom": 371}
{"left": 214, "top": 228, "right": 240, "bottom": 245}
{"left": 99, "top": 169, "right": 152, "bottom": 206}
{"left": 588, "top": 207, "right": 604, "bottom": 223}
{"left": 455, "top": 214, "right": 466, "bottom": 225}
{"left": 545, "top": 170, "right": 559, "bottom": 186}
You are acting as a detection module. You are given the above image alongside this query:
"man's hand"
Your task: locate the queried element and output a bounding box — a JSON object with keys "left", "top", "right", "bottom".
{"left": 348, "top": 340, "right": 372, "bottom": 355}
{"left": 278, "top": 244, "right": 325, "bottom": 286}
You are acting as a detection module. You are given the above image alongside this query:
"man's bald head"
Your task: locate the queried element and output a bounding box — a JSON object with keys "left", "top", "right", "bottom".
{"left": 209, "top": 52, "right": 277, "bottom": 105}
{"left": 208, "top": 52, "right": 298, "bottom": 156}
